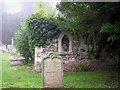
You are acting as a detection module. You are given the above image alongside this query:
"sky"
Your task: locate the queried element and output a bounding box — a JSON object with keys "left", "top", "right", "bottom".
{"left": 1, "top": 0, "right": 60, "bottom": 14}
{"left": 0, "top": 0, "right": 119, "bottom": 14}
{"left": 0, "top": 0, "right": 61, "bottom": 45}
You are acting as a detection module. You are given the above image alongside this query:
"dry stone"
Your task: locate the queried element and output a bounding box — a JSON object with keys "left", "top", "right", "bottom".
{"left": 33, "top": 32, "right": 89, "bottom": 72}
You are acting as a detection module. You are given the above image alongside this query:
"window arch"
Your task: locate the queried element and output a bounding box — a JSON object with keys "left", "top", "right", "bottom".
{"left": 58, "top": 33, "right": 73, "bottom": 53}
{"left": 62, "top": 35, "right": 69, "bottom": 52}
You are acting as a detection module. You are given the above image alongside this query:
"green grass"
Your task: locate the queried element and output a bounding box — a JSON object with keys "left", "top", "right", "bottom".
{"left": 1, "top": 52, "right": 41, "bottom": 88}
{"left": 1, "top": 52, "right": 118, "bottom": 88}
{"left": 64, "top": 71, "right": 118, "bottom": 88}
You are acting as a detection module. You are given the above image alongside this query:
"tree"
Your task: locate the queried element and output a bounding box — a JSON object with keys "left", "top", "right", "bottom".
{"left": 100, "top": 22, "right": 120, "bottom": 45}
{"left": 35, "top": 2, "right": 56, "bottom": 17}
{"left": 15, "top": 2, "right": 60, "bottom": 62}
{"left": 14, "top": 22, "right": 32, "bottom": 63}
{"left": 26, "top": 13, "right": 60, "bottom": 59}
{"left": 98, "top": 22, "right": 120, "bottom": 54}
{"left": 56, "top": 2, "right": 120, "bottom": 52}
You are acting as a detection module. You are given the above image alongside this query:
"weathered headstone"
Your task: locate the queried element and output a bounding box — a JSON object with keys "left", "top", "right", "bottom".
{"left": 34, "top": 47, "right": 45, "bottom": 72}
{"left": 41, "top": 52, "right": 63, "bottom": 88}
{"left": 1, "top": 45, "right": 7, "bottom": 52}
{"left": 9, "top": 46, "right": 25, "bottom": 66}
{"left": 7, "top": 45, "right": 13, "bottom": 52}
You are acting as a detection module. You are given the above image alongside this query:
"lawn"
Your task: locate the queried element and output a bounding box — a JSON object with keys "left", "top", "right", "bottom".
{"left": 0, "top": 52, "right": 118, "bottom": 88}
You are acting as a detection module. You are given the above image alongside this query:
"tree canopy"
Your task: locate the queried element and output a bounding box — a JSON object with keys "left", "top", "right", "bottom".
{"left": 26, "top": 13, "right": 60, "bottom": 59}
{"left": 15, "top": 13, "right": 60, "bottom": 60}
{"left": 15, "top": 22, "right": 32, "bottom": 62}
{"left": 56, "top": 2, "right": 120, "bottom": 53}
{"left": 15, "top": 2, "right": 120, "bottom": 61}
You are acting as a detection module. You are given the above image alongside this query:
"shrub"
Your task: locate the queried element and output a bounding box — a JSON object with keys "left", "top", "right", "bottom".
{"left": 15, "top": 13, "right": 60, "bottom": 61}
{"left": 100, "top": 22, "right": 120, "bottom": 45}
{"left": 14, "top": 22, "right": 32, "bottom": 63}
{"left": 79, "top": 63, "right": 86, "bottom": 71}
{"left": 26, "top": 13, "right": 60, "bottom": 59}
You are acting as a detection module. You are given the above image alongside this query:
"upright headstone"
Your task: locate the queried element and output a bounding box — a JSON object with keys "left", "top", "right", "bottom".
{"left": 34, "top": 47, "right": 45, "bottom": 72}
{"left": 1, "top": 45, "right": 7, "bottom": 52}
{"left": 10, "top": 47, "right": 18, "bottom": 61}
{"left": 41, "top": 52, "right": 63, "bottom": 88}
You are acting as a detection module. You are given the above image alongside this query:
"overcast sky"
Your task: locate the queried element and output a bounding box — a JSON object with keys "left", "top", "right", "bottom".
{"left": 0, "top": 0, "right": 61, "bottom": 45}
{"left": 0, "top": 0, "right": 60, "bottom": 14}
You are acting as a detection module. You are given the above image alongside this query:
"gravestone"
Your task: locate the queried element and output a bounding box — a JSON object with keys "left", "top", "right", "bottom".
{"left": 10, "top": 46, "right": 17, "bottom": 60}
{"left": 41, "top": 52, "right": 63, "bottom": 88}
{"left": 7, "top": 45, "right": 13, "bottom": 52}
{"left": 1, "top": 45, "right": 7, "bottom": 52}
{"left": 10, "top": 47, "right": 25, "bottom": 66}
{"left": 34, "top": 47, "right": 45, "bottom": 72}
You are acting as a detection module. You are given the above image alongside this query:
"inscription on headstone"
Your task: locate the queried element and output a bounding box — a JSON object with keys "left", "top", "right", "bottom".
{"left": 42, "top": 52, "right": 63, "bottom": 88}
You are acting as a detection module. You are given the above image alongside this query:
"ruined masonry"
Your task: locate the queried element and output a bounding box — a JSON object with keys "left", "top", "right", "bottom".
{"left": 34, "top": 32, "right": 88, "bottom": 72}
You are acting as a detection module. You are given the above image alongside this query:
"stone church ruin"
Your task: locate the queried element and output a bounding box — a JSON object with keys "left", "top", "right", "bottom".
{"left": 34, "top": 31, "right": 88, "bottom": 72}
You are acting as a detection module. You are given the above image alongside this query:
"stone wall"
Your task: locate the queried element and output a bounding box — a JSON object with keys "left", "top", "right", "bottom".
{"left": 34, "top": 32, "right": 88, "bottom": 72}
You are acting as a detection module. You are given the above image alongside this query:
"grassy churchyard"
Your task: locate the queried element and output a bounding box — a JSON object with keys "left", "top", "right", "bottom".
{"left": 1, "top": 52, "right": 118, "bottom": 88}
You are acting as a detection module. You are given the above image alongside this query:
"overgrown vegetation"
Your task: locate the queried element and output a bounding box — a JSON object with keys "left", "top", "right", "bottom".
{"left": 14, "top": 2, "right": 60, "bottom": 61}
{"left": 26, "top": 13, "right": 59, "bottom": 59}
{"left": 56, "top": 2, "right": 120, "bottom": 61}
{"left": 79, "top": 63, "right": 86, "bottom": 71}
{"left": 15, "top": 13, "right": 60, "bottom": 61}
{"left": 100, "top": 22, "right": 120, "bottom": 45}
{"left": 2, "top": 2, "right": 119, "bottom": 89}
{"left": 14, "top": 2, "right": 120, "bottom": 64}
{"left": 15, "top": 22, "right": 32, "bottom": 62}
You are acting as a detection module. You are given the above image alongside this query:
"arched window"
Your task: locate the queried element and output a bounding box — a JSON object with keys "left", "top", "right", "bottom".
{"left": 62, "top": 35, "right": 69, "bottom": 52}
{"left": 58, "top": 33, "right": 73, "bottom": 53}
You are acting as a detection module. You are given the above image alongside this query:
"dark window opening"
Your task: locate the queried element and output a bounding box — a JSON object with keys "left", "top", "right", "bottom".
{"left": 62, "top": 35, "right": 69, "bottom": 52}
